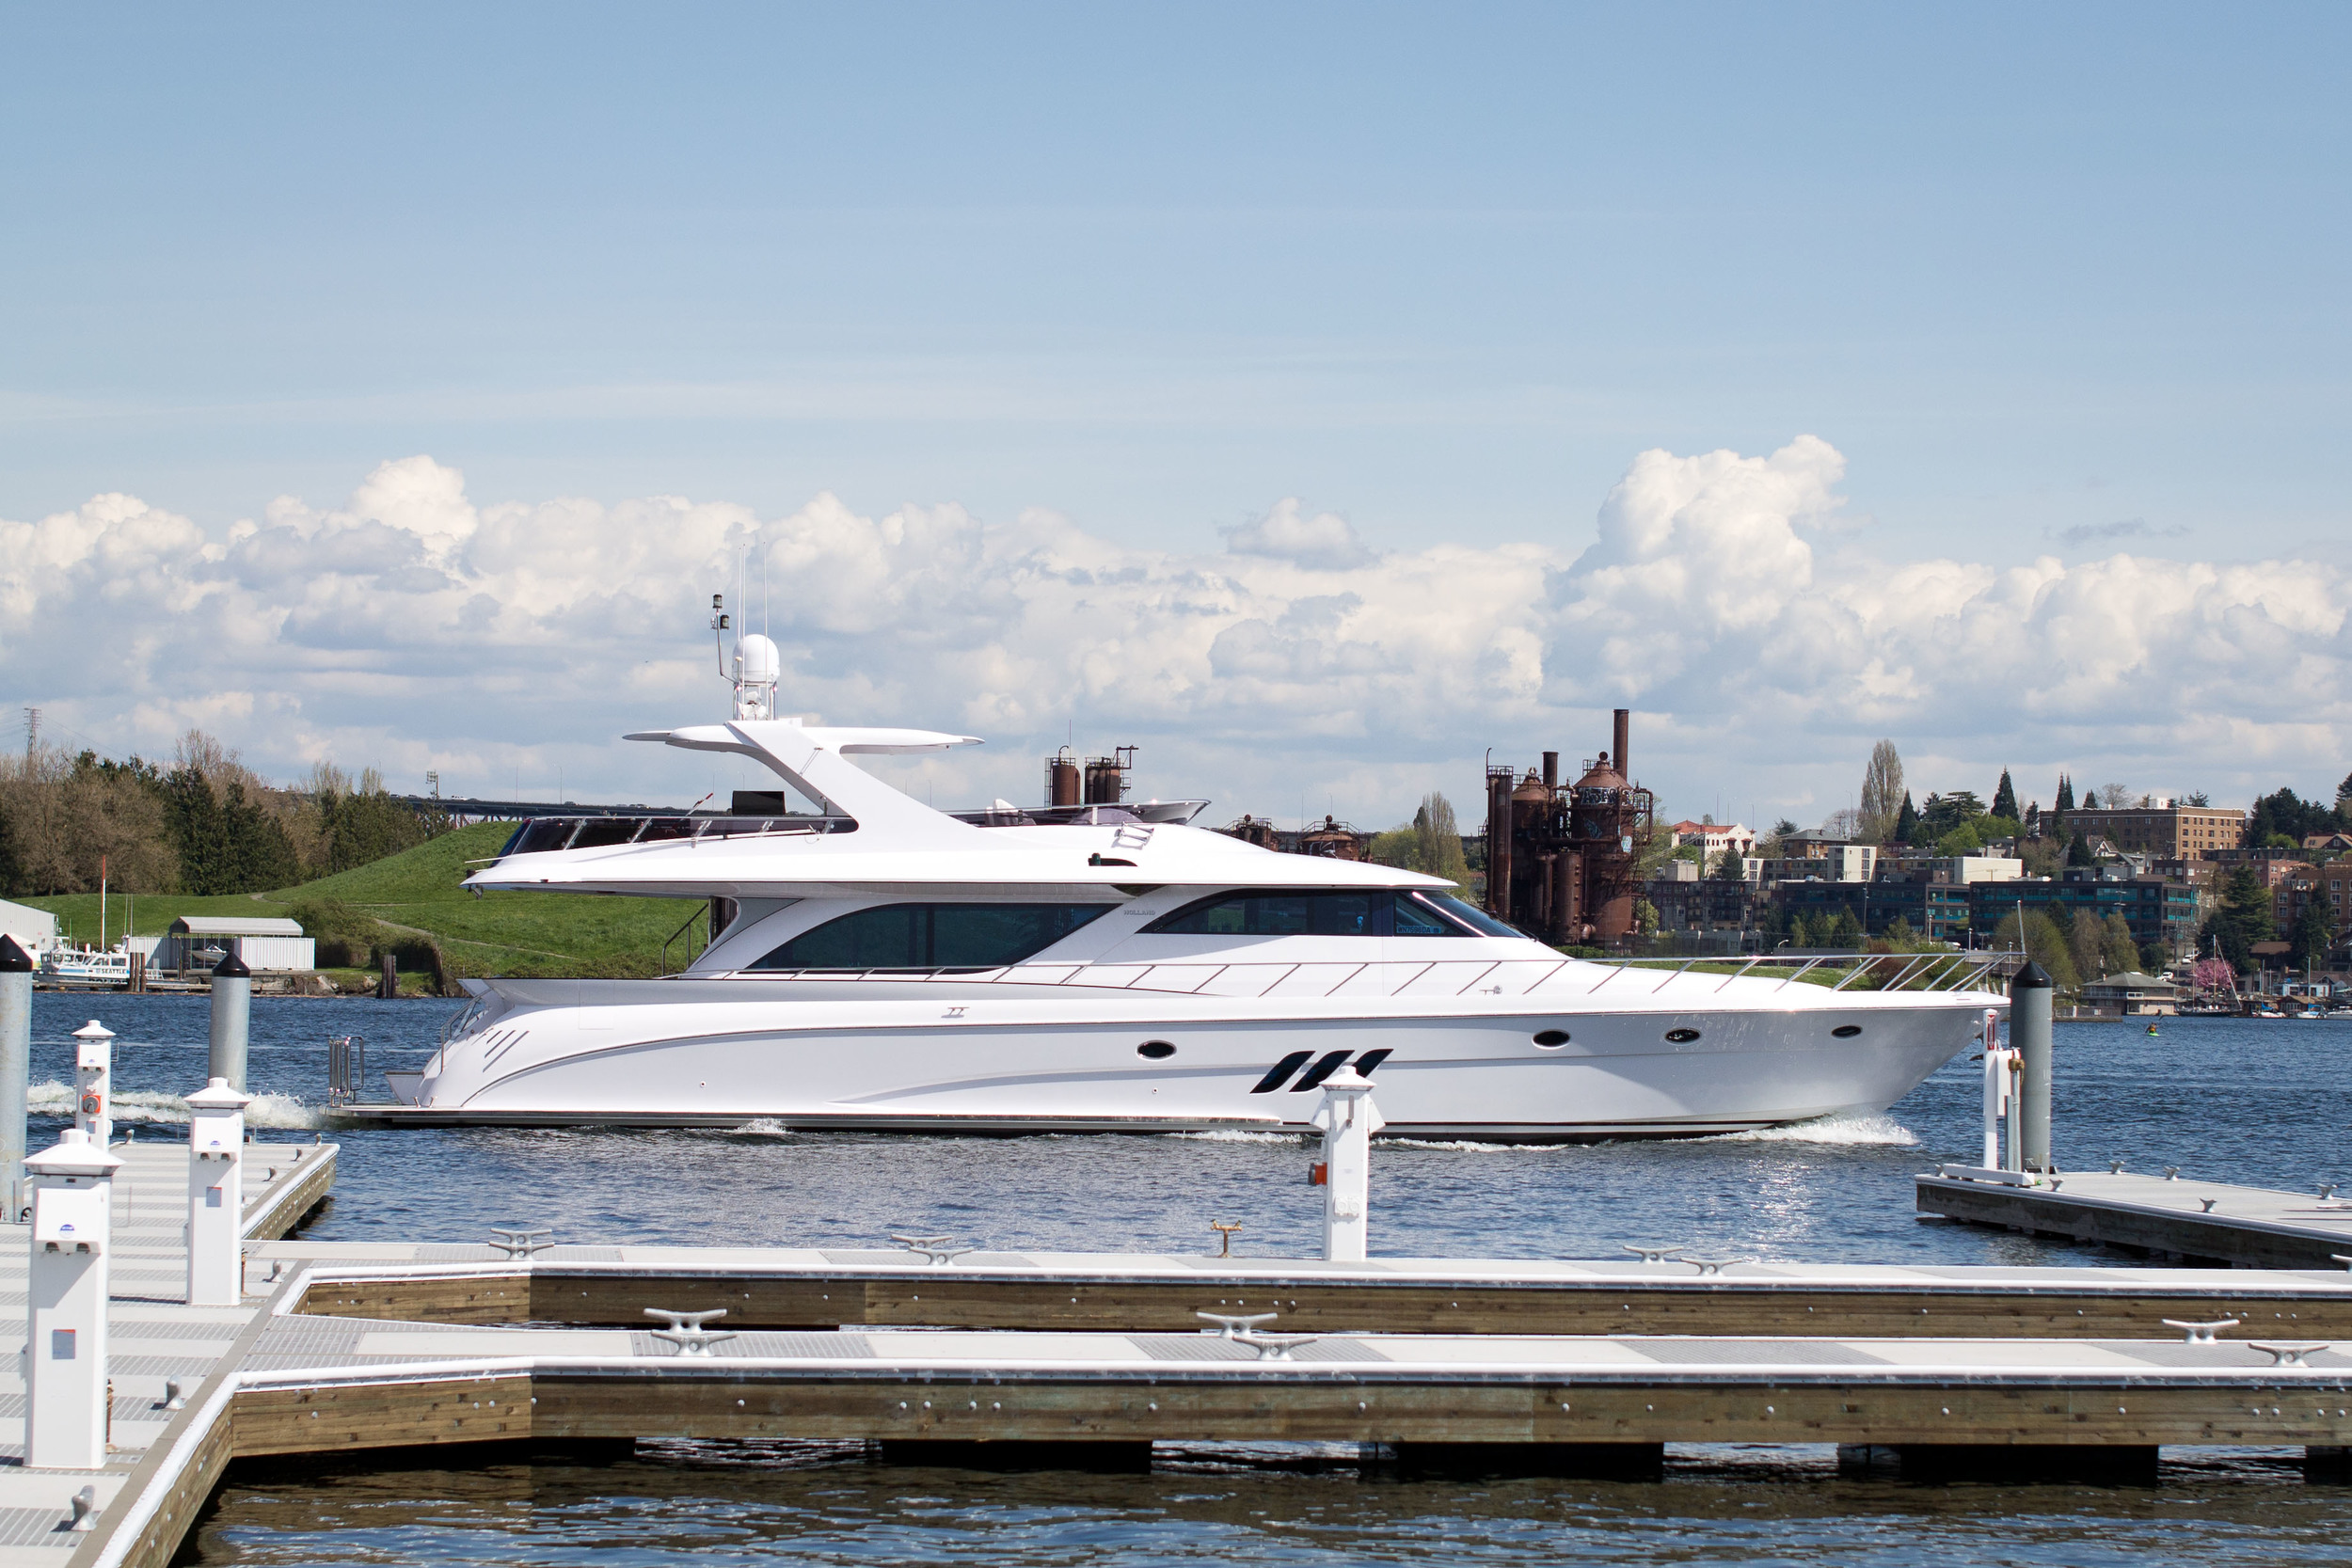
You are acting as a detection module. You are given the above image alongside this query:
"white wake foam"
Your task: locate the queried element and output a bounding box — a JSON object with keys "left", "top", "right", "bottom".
{"left": 729, "top": 1118, "right": 793, "bottom": 1138}
{"left": 1168, "top": 1129, "right": 1304, "bottom": 1143}
{"left": 1708, "top": 1113, "right": 1918, "bottom": 1147}
{"left": 27, "top": 1080, "right": 328, "bottom": 1131}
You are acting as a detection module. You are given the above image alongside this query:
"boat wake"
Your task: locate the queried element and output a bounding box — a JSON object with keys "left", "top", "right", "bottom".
{"left": 27, "top": 1079, "right": 329, "bottom": 1131}
{"left": 1707, "top": 1114, "right": 1918, "bottom": 1147}
{"left": 1168, "top": 1129, "right": 1304, "bottom": 1144}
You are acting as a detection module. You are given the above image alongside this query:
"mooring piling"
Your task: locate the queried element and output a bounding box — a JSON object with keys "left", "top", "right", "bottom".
{"left": 210, "top": 949, "right": 252, "bottom": 1090}
{"left": 2011, "top": 961, "right": 2054, "bottom": 1171}
{"left": 0, "top": 934, "right": 32, "bottom": 1220}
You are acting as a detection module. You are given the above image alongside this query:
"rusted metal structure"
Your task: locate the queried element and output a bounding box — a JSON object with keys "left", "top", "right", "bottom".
{"left": 1046, "top": 746, "right": 1136, "bottom": 808}
{"left": 1484, "top": 708, "right": 1655, "bottom": 946}
{"left": 1211, "top": 813, "right": 1375, "bottom": 860}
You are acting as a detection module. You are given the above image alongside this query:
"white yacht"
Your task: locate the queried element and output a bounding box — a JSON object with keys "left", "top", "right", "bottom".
{"left": 372, "top": 631, "right": 2006, "bottom": 1140}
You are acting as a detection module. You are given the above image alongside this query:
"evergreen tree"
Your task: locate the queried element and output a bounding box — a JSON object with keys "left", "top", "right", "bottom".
{"left": 1787, "top": 913, "right": 1811, "bottom": 948}
{"left": 2055, "top": 775, "right": 2075, "bottom": 813}
{"left": 2067, "top": 831, "right": 2095, "bottom": 867}
{"left": 2201, "top": 863, "right": 2278, "bottom": 971}
{"left": 1894, "top": 791, "right": 1920, "bottom": 845}
{"left": 2100, "top": 912, "right": 2139, "bottom": 977}
{"left": 1710, "top": 845, "right": 1745, "bottom": 880}
{"left": 1991, "top": 768, "right": 2018, "bottom": 822}
{"left": 2080, "top": 786, "right": 2100, "bottom": 808}
{"left": 2289, "top": 899, "right": 2338, "bottom": 970}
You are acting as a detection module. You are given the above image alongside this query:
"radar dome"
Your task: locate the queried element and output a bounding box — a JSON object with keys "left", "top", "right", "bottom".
{"left": 738, "top": 634, "right": 782, "bottom": 685}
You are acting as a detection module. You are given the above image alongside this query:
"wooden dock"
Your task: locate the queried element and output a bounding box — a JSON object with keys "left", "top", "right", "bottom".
{"left": 1917, "top": 1165, "right": 2352, "bottom": 1268}
{"left": 0, "top": 1140, "right": 333, "bottom": 1568}
{"left": 29, "top": 1153, "right": 2352, "bottom": 1565}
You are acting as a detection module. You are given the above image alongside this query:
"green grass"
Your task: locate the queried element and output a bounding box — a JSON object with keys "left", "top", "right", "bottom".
{"left": 24, "top": 822, "right": 700, "bottom": 978}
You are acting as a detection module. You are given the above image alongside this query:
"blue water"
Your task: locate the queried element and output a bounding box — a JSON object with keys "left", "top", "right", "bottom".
{"left": 24, "top": 993, "right": 2352, "bottom": 1563}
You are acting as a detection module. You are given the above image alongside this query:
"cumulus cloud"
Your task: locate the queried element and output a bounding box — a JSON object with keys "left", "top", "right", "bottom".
{"left": 1, "top": 443, "right": 2344, "bottom": 824}
{"left": 1224, "top": 498, "right": 1376, "bottom": 570}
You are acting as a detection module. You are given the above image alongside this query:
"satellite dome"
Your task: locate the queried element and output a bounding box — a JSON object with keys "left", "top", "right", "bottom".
{"left": 738, "top": 633, "right": 782, "bottom": 686}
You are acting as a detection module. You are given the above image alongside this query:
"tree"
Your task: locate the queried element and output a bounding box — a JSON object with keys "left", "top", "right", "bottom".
{"left": 2100, "top": 912, "right": 2139, "bottom": 977}
{"left": 1882, "top": 914, "right": 1916, "bottom": 949}
{"left": 1787, "top": 913, "right": 1811, "bottom": 948}
{"left": 1894, "top": 791, "right": 1920, "bottom": 845}
{"left": 1825, "top": 908, "right": 1862, "bottom": 947}
{"left": 2067, "top": 831, "right": 2095, "bottom": 867}
{"left": 1409, "top": 793, "right": 1470, "bottom": 888}
{"left": 1919, "top": 791, "right": 1986, "bottom": 842}
{"left": 1991, "top": 768, "right": 2018, "bottom": 823}
{"left": 2289, "top": 898, "right": 2338, "bottom": 970}
{"left": 2054, "top": 775, "right": 2074, "bottom": 813}
{"left": 2200, "top": 863, "right": 2277, "bottom": 971}
{"left": 1859, "top": 740, "right": 1905, "bottom": 843}
{"left": 2080, "top": 787, "right": 2100, "bottom": 809}
{"left": 2249, "top": 786, "right": 2336, "bottom": 847}
{"left": 1632, "top": 897, "right": 1659, "bottom": 937}
{"left": 1709, "top": 846, "right": 1745, "bottom": 880}
{"left": 2068, "top": 909, "right": 2108, "bottom": 983}
{"left": 1991, "top": 910, "right": 2080, "bottom": 991}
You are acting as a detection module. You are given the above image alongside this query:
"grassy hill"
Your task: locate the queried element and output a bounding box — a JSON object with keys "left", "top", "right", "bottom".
{"left": 24, "top": 822, "right": 698, "bottom": 980}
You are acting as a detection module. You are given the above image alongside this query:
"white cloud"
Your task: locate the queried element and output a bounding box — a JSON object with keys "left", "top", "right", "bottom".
{"left": 1224, "top": 498, "right": 1376, "bottom": 570}
{"left": 1, "top": 442, "right": 2344, "bottom": 827}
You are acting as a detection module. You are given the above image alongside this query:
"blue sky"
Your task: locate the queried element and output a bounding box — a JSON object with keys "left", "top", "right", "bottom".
{"left": 3, "top": 7, "right": 2347, "bottom": 822}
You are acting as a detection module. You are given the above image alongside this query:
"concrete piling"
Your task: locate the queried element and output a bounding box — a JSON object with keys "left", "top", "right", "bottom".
{"left": 2011, "top": 962, "right": 2055, "bottom": 1171}
{"left": 0, "top": 935, "right": 32, "bottom": 1220}
{"left": 210, "top": 951, "right": 252, "bottom": 1091}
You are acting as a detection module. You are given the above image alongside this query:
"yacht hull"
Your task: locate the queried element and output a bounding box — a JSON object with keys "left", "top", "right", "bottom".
{"left": 355, "top": 979, "right": 1995, "bottom": 1142}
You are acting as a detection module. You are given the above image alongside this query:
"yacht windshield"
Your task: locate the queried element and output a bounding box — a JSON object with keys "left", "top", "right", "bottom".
{"left": 750, "top": 903, "right": 1111, "bottom": 971}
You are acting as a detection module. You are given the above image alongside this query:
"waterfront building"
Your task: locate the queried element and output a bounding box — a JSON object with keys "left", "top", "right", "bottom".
{"left": 2272, "top": 863, "right": 2330, "bottom": 932}
{"left": 1644, "top": 867, "right": 1754, "bottom": 935}
{"left": 152, "top": 916, "right": 316, "bottom": 974}
{"left": 2057, "top": 801, "right": 2245, "bottom": 858}
{"left": 1967, "top": 868, "right": 2201, "bottom": 954}
{"left": 1754, "top": 845, "right": 1878, "bottom": 884}
{"left": 2081, "top": 970, "right": 2181, "bottom": 1016}
{"left": 0, "top": 897, "right": 58, "bottom": 957}
{"left": 1776, "top": 874, "right": 1973, "bottom": 944}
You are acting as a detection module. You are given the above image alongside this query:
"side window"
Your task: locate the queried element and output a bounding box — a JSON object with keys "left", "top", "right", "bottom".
{"left": 752, "top": 904, "right": 1106, "bottom": 970}
{"left": 1148, "top": 890, "right": 1411, "bottom": 937}
{"left": 1418, "top": 892, "right": 1523, "bottom": 938}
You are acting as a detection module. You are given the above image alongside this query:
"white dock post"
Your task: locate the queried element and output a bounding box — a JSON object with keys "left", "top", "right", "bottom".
{"left": 184, "top": 1078, "right": 253, "bottom": 1307}
{"left": 1979, "top": 1009, "right": 2005, "bottom": 1169}
{"left": 25, "top": 1129, "right": 123, "bottom": 1470}
{"left": 0, "top": 936, "right": 33, "bottom": 1220}
{"left": 71, "top": 1021, "right": 115, "bottom": 1148}
{"left": 1311, "top": 1065, "right": 1384, "bottom": 1262}
{"left": 208, "top": 952, "right": 252, "bottom": 1091}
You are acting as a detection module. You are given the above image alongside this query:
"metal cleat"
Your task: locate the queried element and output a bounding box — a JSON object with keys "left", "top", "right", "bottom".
{"left": 645, "top": 1307, "right": 737, "bottom": 1356}
{"left": 1622, "top": 1244, "right": 1685, "bottom": 1265}
{"left": 2110, "top": 1161, "right": 2126, "bottom": 1174}
{"left": 1197, "top": 1310, "right": 1280, "bottom": 1338}
{"left": 1232, "top": 1329, "right": 1324, "bottom": 1361}
{"left": 2162, "top": 1318, "right": 2241, "bottom": 1343}
{"left": 1210, "top": 1221, "right": 1242, "bottom": 1258}
{"left": 1683, "top": 1255, "right": 1748, "bottom": 1275}
{"left": 890, "top": 1233, "right": 975, "bottom": 1266}
{"left": 489, "top": 1227, "right": 555, "bottom": 1259}
{"left": 2163, "top": 1167, "right": 2181, "bottom": 1180}
{"left": 69, "top": 1486, "right": 97, "bottom": 1532}
{"left": 162, "top": 1376, "right": 186, "bottom": 1411}
{"left": 2200, "top": 1198, "right": 2219, "bottom": 1212}
{"left": 2324, "top": 1184, "right": 2340, "bottom": 1200}
{"left": 2249, "top": 1341, "right": 2330, "bottom": 1366}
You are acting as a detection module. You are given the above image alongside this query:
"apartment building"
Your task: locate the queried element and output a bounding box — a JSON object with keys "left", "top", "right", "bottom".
{"left": 2059, "top": 802, "right": 2244, "bottom": 857}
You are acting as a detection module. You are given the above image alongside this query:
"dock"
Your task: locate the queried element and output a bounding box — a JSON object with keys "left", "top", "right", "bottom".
{"left": 0, "top": 1140, "right": 333, "bottom": 1567}
{"left": 1918, "top": 1166, "right": 2352, "bottom": 1268}
{"left": 20, "top": 1231, "right": 2352, "bottom": 1565}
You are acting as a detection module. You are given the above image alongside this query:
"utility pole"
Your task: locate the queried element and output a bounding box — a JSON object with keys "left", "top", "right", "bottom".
{"left": 22, "top": 707, "right": 38, "bottom": 763}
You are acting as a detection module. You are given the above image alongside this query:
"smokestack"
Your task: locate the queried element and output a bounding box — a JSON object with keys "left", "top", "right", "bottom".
{"left": 1613, "top": 709, "right": 1629, "bottom": 782}
{"left": 1541, "top": 752, "right": 1558, "bottom": 791}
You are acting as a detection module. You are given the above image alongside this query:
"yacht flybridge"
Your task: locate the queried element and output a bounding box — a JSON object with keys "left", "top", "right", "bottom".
{"left": 365, "top": 624, "right": 2006, "bottom": 1139}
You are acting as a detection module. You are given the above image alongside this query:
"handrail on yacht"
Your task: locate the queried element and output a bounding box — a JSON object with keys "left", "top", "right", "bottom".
{"left": 714, "top": 949, "right": 2008, "bottom": 1001}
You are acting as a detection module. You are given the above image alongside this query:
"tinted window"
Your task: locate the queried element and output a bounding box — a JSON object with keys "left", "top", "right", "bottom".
{"left": 1419, "top": 893, "right": 1524, "bottom": 938}
{"left": 752, "top": 904, "right": 1108, "bottom": 970}
{"left": 1146, "top": 890, "right": 1471, "bottom": 938}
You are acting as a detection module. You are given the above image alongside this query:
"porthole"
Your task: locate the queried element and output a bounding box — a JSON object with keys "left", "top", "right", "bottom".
{"left": 1136, "top": 1040, "right": 1176, "bottom": 1060}
{"left": 1533, "top": 1030, "right": 1571, "bottom": 1049}
{"left": 1831, "top": 1024, "right": 1863, "bottom": 1038}
{"left": 1663, "top": 1028, "right": 1701, "bottom": 1044}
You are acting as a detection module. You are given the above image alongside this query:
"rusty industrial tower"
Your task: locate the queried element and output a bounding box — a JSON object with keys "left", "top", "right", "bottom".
{"left": 1483, "top": 708, "right": 1656, "bottom": 946}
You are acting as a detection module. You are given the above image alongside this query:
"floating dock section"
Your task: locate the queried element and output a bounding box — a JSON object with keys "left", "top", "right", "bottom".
{"left": 1918, "top": 1166, "right": 2352, "bottom": 1269}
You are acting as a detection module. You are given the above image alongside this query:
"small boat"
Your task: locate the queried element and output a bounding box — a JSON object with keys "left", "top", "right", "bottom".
{"left": 40, "top": 944, "right": 131, "bottom": 987}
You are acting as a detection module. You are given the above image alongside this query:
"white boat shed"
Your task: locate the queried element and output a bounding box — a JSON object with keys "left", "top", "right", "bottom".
{"left": 0, "top": 897, "right": 58, "bottom": 957}
{"left": 155, "top": 915, "right": 316, "bottom": 973}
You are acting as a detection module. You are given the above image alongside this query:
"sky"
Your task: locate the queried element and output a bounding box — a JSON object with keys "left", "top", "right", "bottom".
{"left": 2, "top": 5, "right": 2347, "bottom": 829}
